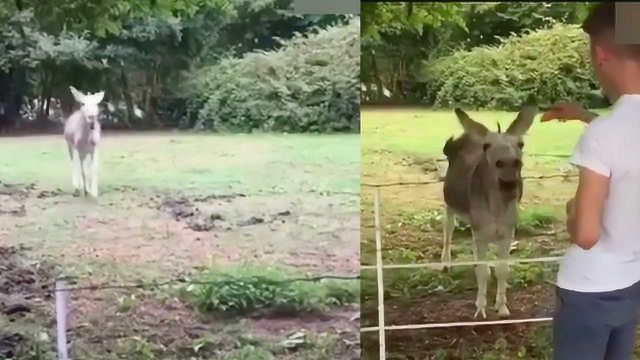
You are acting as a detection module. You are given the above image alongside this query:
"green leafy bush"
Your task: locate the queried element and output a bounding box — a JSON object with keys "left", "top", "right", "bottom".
{"left": 421, "top": 24, "right": 604, "bottom": 110}
{"left": 181, "top": 18, "right": 360, "bottom": 133}
{"left": 182, "top": 265, "right": 359, "bottom": 315}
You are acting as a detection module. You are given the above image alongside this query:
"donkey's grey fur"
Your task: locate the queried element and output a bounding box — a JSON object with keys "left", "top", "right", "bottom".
{"left": 441, "top": 106, "right": 537, "bottom": 318}
{"left": 63, "top": 86, "right": 104, "bottom": 198}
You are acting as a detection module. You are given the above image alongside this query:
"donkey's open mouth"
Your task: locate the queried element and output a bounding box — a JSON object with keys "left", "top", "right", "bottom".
{"left": 498, "top": 179, "right": 518, "bottom": 191}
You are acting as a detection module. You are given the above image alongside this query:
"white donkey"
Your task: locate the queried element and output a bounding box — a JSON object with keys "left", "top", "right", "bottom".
{"left": 441, "top": 106, "right": 536, "bottom": 318}
{"left": 64, "top": 86, "right": 104, "bottom": 198}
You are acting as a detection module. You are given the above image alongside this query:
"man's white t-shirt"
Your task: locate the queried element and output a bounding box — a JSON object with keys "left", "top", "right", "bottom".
{"left": 557, "top": 94, "right": 640, "bottom": 292}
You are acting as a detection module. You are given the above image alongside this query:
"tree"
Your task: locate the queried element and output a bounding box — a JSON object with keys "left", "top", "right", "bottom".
{"left": 360, "top": 2, "right": 595, "bottom": 104}
{"left": 360, "top": 2, "right": 466, "bottom": 102}
{"left": 0, "top": 0, "right": 236, "bottom": 128}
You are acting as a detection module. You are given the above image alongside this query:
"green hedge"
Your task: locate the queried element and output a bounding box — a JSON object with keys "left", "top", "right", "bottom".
{"left": 181, "top": 19, "right": 359, "bottom": 133}
{"left": 421, "top": 24, "right": 606, "bottom": 110}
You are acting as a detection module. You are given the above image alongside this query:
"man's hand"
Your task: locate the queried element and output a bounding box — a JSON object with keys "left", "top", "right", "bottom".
{"left": 541, "top": 102, "right": 597, "bottom": 123}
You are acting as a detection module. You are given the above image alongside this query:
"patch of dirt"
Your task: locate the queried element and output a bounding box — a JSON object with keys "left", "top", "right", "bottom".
{"left": 407, "top": 156, "right": 446, "bottom": 176}
{"left": 161, "top": 196, "right": 227, "bottom": 232}
{"left": 160, "top": 195, "right": 299, "bottom": 232}
{"left": 0, "top": 183, "right": 359, "bottom": 276}
{"left": 0, "top": 181, "right": 66, "bottom": 216}
{"left": 250, "top": 307, "right": 359, "bottom": 339}
{"left": 361, "top": 278, "right": 556, "bottom": 358}
{"left": 0, "top": 245, "right": 55, "bottom": 358}
{"left": 66, "top": 291, "right": 359, "bottom": 359}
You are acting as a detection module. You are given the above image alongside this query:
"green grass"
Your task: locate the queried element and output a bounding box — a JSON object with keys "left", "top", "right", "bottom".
{"left": 362, "top": 108, "right": 608, "bottom": 158}
{"left": 0, "top": 133, "right": 359, "bottom": 195}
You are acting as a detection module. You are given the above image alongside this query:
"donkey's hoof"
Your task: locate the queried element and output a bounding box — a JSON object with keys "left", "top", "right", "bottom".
{"left": 72, "top": 189, "right": 81, "bottom": 197}
{"left": 474, "top": 307, "right": 487, "bottom": 319}
{"left": 496, "top": 305, "right": 510, "bottom": 318}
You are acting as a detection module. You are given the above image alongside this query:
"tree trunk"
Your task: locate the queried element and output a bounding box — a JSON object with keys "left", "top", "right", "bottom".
{"left": 44, "top": 95, "right": 51, "bottom": 119}
{"left": 36, "top": 67, "right": 51, "bottom": 125}
{"left": 119, "top": 63, "right": 133, "bottom": 128}
{"left": 370, "top": 49, "right": 385, "bottom": 100}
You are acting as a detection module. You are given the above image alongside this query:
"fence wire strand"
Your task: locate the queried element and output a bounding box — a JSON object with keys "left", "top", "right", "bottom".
{"left": 24, "top": 274, "right": 360, "bottom": 295}
{"left": 362, "top": 173, "right": 576, "bottom": 188}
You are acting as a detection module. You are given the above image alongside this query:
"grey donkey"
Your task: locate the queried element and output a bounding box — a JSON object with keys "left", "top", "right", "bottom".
{"left": 64, "top": 86, "right": 104, "bottom": 198}
{"left": 441, "top": 106, "right": 537, "bottom": 318}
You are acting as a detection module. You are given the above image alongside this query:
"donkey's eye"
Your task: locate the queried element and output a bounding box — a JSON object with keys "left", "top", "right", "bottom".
{"left": 517, "top": 141, "right": 524, "bottom": 149}
{"left": 496, "top": 160, "right": 505, "bottom": 168}
{"left": 483, "top": 143, "right": 491, "bottom": 151}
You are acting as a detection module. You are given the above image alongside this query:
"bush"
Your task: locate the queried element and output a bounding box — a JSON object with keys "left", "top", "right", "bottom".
{"left": 181, "top": 18, "right": 360, "bottom": 133}
{"left": 182, "top": 265, "right": 359, "bottom": 315}
{"left": 421, "top": 24, "right": 605, "bottom": 110}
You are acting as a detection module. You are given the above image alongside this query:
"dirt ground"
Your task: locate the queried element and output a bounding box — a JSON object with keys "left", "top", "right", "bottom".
{"left": 0, "top": 175, "right": 360, "bottom": 358}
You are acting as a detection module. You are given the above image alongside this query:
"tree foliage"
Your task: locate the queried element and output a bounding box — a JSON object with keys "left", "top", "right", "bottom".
{"left": 182, "top": 19, "right": 359, "bottom": 133}
{"left": 0, "top": 0, "right": 351, "bottom": 132}
{"left": 360, "top": 2, "right": 597, "bottom": 106}
{"left": 2, "top": 0, "right": 232, "bottom": 37}
{"left": 361, "top": 2, "right": 466, "bottom": 43}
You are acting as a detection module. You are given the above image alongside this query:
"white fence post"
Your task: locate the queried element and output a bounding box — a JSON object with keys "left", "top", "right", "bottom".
{"left": 55, "top": 280, "right": 69, "bottom": 360}
{"left": 373, "top": 188, "right": 386, "bottom": 360}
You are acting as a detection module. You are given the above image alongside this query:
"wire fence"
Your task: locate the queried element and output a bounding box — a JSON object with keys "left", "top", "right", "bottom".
{"left": 19, "top": 272, "right": 360, "bottom": 359}
{"left": 360, "top": 164, "right": 572, "bottom": 359}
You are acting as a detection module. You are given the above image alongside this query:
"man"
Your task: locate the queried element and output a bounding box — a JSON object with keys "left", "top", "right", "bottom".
{"left": 542, "top": 2, "right": 640, "bottom": 359}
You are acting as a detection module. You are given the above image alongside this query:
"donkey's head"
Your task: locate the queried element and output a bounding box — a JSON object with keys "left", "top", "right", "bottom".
{"left": 69, "top": 86, "right": 104, "bottom": 127}
{"left": 454, "top": 106, "right": 537, "bottom": 194}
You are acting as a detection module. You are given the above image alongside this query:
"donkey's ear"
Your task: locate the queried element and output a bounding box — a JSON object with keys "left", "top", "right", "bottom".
{"left": 454, "top": 108, "right": 488, "bottom": 137}
{"left": 92, "top": 91, "right": 105, "bottom": 104}
{"left": 69, "top": 86, "right": 85, "bottom": 103}
{"left": 506, "top": 105, "right": 538, "bottom": 136}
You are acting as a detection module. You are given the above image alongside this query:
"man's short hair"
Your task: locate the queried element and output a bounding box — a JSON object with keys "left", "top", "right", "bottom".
{"left": 582, "top": 2, "right": 616, "bottom": 38}
{"left": 582, "top": 2, "right": 640, "bottom": 57}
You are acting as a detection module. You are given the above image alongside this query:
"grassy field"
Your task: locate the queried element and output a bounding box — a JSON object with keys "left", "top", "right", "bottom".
{"left": 0, "top": 132, "right": 360, "bottom": 359}
{"left": 359, "top": 107, "right": 622, "bottom": 359}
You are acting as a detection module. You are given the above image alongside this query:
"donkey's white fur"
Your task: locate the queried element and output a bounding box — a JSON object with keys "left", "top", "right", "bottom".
{"left": 63, "top": 86, "right": 104, "bottom": 198}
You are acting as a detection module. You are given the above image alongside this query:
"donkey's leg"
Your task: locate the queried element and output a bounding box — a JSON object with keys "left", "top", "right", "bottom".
{"left": 441, "top": 207, "right": 455, "bottom": 269}
{"left": 88, "top": 149, "right": 99, "bottom": 197}
{"left": 494, "top": 236, "right": 512, "bottom": 317}
{"left": 79, "top": 153, "right": 88, "bottom": 197}
{"left": 473, "top": 233, "right": 491, "bottom": 319}
{"left": 71, "top": 148, "right": 82, "bottom": 196}
{"left": 83, "top": 156, "right": 92, "bottom": 196}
